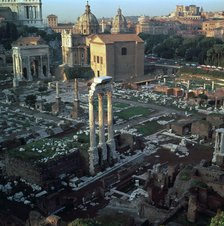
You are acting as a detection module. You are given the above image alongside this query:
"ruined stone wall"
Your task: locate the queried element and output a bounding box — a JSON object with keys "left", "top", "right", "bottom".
{"left": 4, "top": 151, "right": 83, "bottom": 186}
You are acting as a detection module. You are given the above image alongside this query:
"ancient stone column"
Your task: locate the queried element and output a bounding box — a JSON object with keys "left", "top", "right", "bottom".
{"left": 187, "top": 80, "right": 190, "bottom": 90}
{"left": 88, "top": 95, "right": 99, "bottom": 175}
{"left": 74, "top": 78, "right": 79, "bottom": 101}
{"left": 212, "top": 81, "right": 215, "bottom": 91}
{"left": 56, "top": 82, "right": 59, "bottom": 98}
{"left": 98, "top": 93, "right": 107, "bottom": 166}
{"left": 215, "top": 97, "right": 218, "bottom": 109}
{"left": 213, "top": 130, "right": 221, "bottom": 163}
{"left": 40, "top": 56, "right": 43, "bottom": 77}
{"left": 107, "top": 91, "right": 117, "bottom": 161}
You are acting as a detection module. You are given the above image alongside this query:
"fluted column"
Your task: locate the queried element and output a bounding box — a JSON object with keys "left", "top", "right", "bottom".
{"left": 98, "top": 93, "right": 107, "bottom": 164}
{"left": 107, "top": 91, "right": 117, "bottom": 160}
{"left": 89, "top": 95, "right": 99, "bottom": 175}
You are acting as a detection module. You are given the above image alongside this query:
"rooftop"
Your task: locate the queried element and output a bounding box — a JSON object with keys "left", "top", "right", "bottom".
{"left": 91, "top": 34, "right": 144, "bottom": 44}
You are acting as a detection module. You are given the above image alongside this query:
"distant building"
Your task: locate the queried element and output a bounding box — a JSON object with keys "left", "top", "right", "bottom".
{"left": 61, "top": 2, "right": 99, "bottom": 66}
{"left": 111, "top": 8, "right": 129, "bottom": 34}
{"left": 202, "top": 19, "right": 224, "bottom": 39}
{"left": 47, "top": 14, "right": 58, "bottom": 28}
{"left": 61, "top": 30, "right": 90, "bottom": 66}
{"left": 0, "top": 0, "right": 43, "bottom": 28}
{"left": 73, "top": 2, "right": 99, "bottom": 35}
{"left": 12, "top": 36, "right": 51, "bottom": 83}
{"left": 172, "top": 5, "right": 202, "bottom": 20}
{"left": 90, "top": 34, "right": 144, "bottom": 81}
{"left": 0, "top": 7, "right": 17, "bottom": 22}
{"left": 136, "top": 16, "right": 181, "bottom": 35}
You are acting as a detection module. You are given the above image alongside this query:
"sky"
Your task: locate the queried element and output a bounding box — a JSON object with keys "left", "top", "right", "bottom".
{"left": 42, "top": 0, "right": 224, "bottom": 23}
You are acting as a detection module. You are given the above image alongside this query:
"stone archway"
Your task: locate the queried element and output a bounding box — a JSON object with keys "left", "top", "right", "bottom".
{"left": 43, "top": 65, "right": 47, "bottom": 76}
{"left": 23, "top": 67, "right": 28, "bottom": 80}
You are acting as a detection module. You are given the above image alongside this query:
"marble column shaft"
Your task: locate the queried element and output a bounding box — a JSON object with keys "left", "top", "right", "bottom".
{"left": 89, "top": 95, "right": 98, "bottom": 171}
{"left": 107, "top": 91, "right": 116, "bottom": 159}
{"left": 98, "top": 93, "right": 107, "bottom": 161}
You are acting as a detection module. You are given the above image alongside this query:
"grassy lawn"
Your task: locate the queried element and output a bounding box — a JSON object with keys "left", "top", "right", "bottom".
{"left": 113, "top": 102, "right": 130, "bottom": 109}
{"left": 115, "top": 106, "right": 151, "bottom": 120}
{"left": 134, "top": 120, "right": 165, "bottom": 136}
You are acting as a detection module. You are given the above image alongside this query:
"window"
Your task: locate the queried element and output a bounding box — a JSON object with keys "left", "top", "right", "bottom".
{"left": 100, "top": 57, "right": 103, "bottom": 64}
{"left": 121, "top": 47, "right": 127, "bottom": 55}
{"left": 94, "top": 56, "right": 96, "bottom": 63}
{"left": 97, "top": 56, "right": 99, "bottom": 63}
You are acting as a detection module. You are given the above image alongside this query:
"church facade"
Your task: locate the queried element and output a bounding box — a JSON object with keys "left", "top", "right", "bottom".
{"left": 0, "top": 0, "right": 43, "bottom": 28}
{"left": 61, "top": 2, "right": 99, "bottom": 67}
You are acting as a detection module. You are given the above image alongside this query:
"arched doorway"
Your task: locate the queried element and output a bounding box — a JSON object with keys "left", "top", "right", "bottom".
{"left": 23, "top": 67, "right": 28, "bottom": 80}
{"left": 43, "top": 65, "right": 47, "bottom": 76}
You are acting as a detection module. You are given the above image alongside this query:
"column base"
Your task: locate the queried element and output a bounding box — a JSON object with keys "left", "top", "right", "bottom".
{"left": 88, "top": 147, "right": 99, "bottom": 176}
{"left": 107, "top": 139, "right": 118, "bottom": 162}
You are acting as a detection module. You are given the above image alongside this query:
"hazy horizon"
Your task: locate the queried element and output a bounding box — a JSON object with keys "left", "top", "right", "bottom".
{"left": 42, "top": 0, "right": 224, "bottom": 23}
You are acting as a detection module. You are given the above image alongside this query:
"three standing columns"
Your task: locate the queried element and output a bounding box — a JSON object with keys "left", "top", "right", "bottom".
{"left": 88, "top": 90, "right": 117, "bottom": 176}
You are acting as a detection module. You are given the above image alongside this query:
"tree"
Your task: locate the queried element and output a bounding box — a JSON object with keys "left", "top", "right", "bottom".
{"left": 64, "top": 66, "right": 94, "bottom": 80}
{"left": 210, "top": 210, "right": 224, "bottom": 226}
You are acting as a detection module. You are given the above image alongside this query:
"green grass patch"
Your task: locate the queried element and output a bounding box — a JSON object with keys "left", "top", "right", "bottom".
{"left": 191, "top": 179, "right": 208, "bottom": 189}
{"left": 113, "top": 102, "right": 130, "bottom": 109}
{"left": 115, "top": 106, "right": 151, "bottom": 120}
{"left": 134, "top": 120, "right": 164, "bottom": 136}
